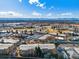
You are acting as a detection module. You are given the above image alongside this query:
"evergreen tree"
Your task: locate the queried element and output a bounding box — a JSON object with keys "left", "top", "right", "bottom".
{"left": 35, "top": 46, "right": 44, "bottom": 58}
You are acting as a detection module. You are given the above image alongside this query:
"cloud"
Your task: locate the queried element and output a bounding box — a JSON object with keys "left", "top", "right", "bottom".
{"left": 60, "top": 12, "right": 72, "bottom": 16}
{"left": 29, "top": 0, "right": 45, "bottom": 8}
{"left": 32, "top": 11, "right": 42, "bottom": 16}
{"left": 0, "top": 11, "right": 23, "bottom": 18}
{"left": 55, "top": 12, "right": 74, "bottom": 18}
{"left": 49, "top": 6, "right": 54, "bottom": 10}
{"left": 19, "top": 0, "right": 22, "bottom": 2}
{"left": 36, "top": 3, "right": 45, "bottom": 9}
{"left": 29, "top": 0, "right": 39, "bottom": 4}
{"left": 46, "top": 13, "right": 52, "bottom": 16}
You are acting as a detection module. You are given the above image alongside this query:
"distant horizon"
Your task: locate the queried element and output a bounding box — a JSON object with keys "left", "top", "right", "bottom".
{"left": 0, "top": 18, "right": 79, "bottom": 23}
{"left": 0, "top": 18, "right": 79, "bottom": 20}
{"left": 0, "top": 17, "right": 78, "bottom": 19}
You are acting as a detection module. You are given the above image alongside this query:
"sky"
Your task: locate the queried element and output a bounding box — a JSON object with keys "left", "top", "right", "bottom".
{"left": 0, "top": 0, "right": 79, "bottom": 18}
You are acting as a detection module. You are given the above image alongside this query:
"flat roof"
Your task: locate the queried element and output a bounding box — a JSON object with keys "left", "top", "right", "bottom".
{"left": 0, "top": 43, "right": 13, "bottom": 50}
{"left": 19, "top": 44, "right": 55, "bottom": 51}
{"left": 65, "top": 47, "right": 79, "bottom": 58}
{"left": 0, "top": 38, "right": 19, "bottom": 44}
{"left": 27, "top": 34, "right": 42, "bottom": 40}
{"left": 38, "top": 34, "right": 51, "bottom": 40}
{"left": 74, "top": 48, "right": 79, "bottom": 54}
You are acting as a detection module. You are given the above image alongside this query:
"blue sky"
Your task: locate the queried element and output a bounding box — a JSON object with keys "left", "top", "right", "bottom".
{"left": 0, "top": 0, "right": 79, "bottom": 18}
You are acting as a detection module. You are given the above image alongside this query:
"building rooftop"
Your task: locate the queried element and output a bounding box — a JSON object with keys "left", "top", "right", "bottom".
{"left": 0, "top": 43, "right": 13, "bottom": 50}
{"left": 38, "top": 34, "right": 51, "bottom": 40}
{"left": 19, "top": 44, "right": 55, "bottom": 51}
{"left": 65, "top": 47, "right": 79, "bottom": 59}
{"left": 74, "top": 48, "right": 79, "bottom": 54}
{"left": 27, "top": 34, "right": 42, "bottom": 40}
{"left": 0, "top": 37, "right": 19, "bottom": 44}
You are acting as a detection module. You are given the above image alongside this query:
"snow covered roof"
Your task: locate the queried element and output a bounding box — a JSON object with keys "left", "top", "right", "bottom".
{"left": 19, "top": 44, "right": 55, "bottom": 50}
{"left": 58, "top": 34, "right": 66, "bottom": 37}
{"left": 0, "top": 43, "right": 13, "bottom": 50}
{"left": 65, "top": 47, "right": 79, "bottom": 58}
{"left": 74, "top": 48, "right": 79, "bottom": 54}
{"left": 38, "top": 34, "right": 51, "bottom": 40}
{"left": 55, "top": 37, "right": 64, "bottom": 40}
{"left": 0, "top": 37, "right": 19, "bottom": 43}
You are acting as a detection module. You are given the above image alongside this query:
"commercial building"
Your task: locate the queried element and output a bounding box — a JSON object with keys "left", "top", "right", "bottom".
{"left": 0, "top": 37, "right": 19, "bottom": 44}
{"left": 65, "top": 47, "right": 79, "bottom": 59}
{"left": 0, "top": 43, "right": 13, "bottom": 54}
{"left": 19, "top": 44, "right": 55, "bottom": 56}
